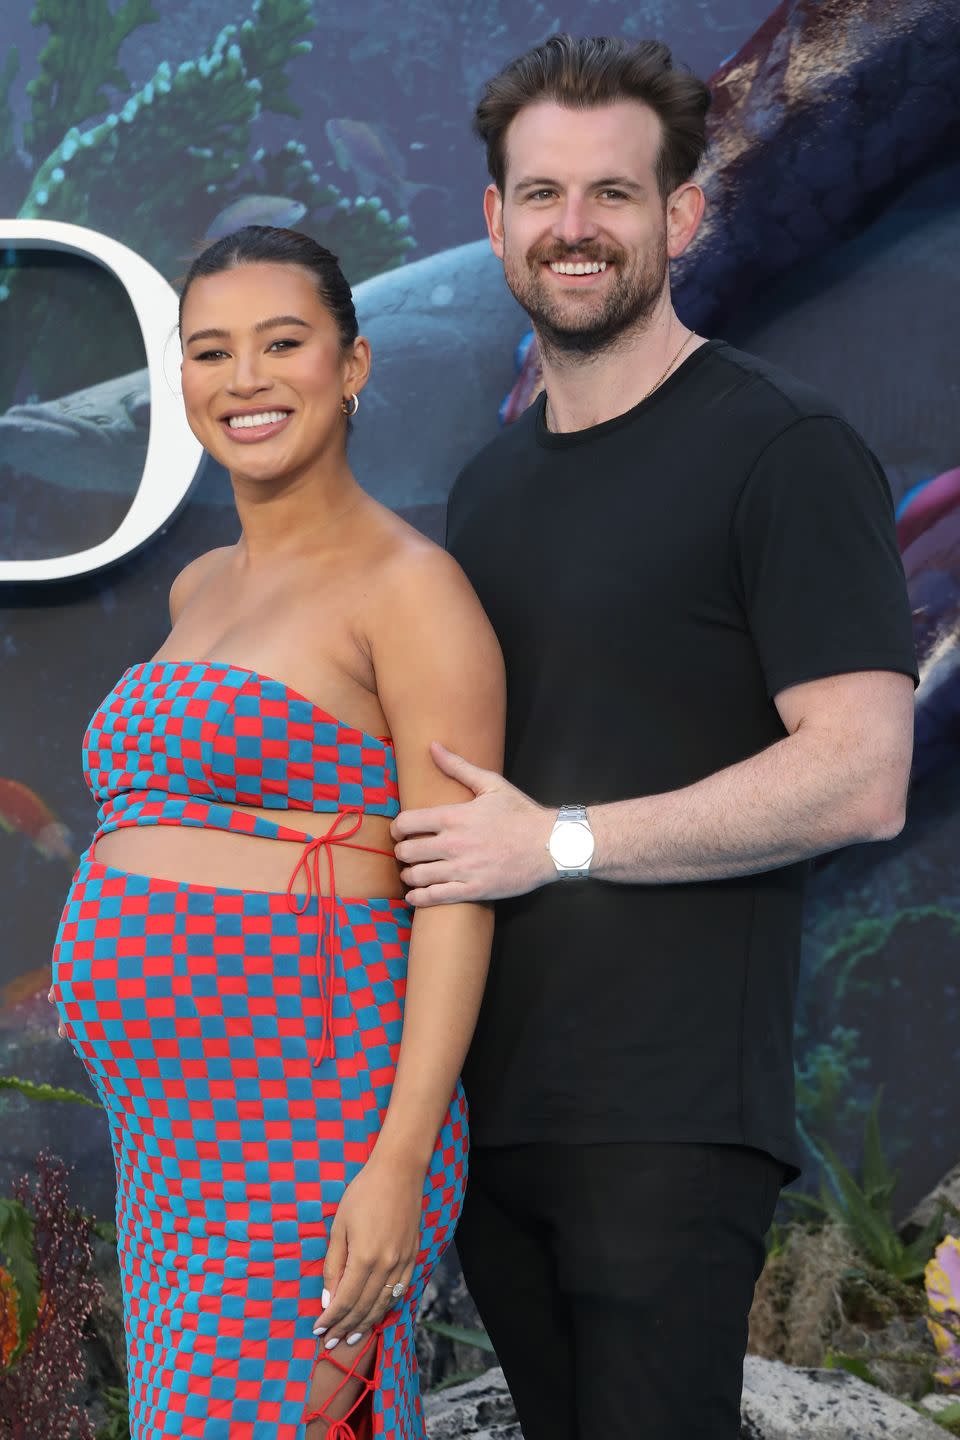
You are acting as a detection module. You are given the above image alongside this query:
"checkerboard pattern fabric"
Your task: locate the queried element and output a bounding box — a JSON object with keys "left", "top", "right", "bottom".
{"left": 84, "top": 660, "right": 401, "bottom": 835}
{"left": 50, "top": 663, "right": 469, "bottom": 1438}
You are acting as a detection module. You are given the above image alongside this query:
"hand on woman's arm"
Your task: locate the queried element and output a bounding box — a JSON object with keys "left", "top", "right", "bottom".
{"left": 314, "top": 541, "right": 504, "bottom": 1349}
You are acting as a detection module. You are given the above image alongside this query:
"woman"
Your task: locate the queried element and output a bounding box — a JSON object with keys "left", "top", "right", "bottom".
{"left": 50, "top": 225, "right": 504, "bottom": 1440}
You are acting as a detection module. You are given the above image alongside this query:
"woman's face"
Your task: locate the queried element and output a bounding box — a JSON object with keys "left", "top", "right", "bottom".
{"left": 179, "top": 261, "right": 369, "bottom": 483}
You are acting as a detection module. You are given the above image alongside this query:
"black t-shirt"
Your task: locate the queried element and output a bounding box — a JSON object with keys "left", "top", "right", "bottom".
{"left": 445, "top": 339, "right": 917, "bottom": 1180}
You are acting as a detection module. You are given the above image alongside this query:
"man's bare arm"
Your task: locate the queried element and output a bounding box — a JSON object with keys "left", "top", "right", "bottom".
{"left": 589, "top": 670, "right": 913, "bottom": 883}
{"left": 392, "top": 670, "right": 915, "bottom": 904}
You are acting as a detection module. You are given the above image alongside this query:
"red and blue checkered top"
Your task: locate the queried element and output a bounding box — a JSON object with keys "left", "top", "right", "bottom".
{"left": 82, "top": 659, "right": 402, "bottom": 1065}
{"left": 84, "top": 659, "right": 400, "bottom": 841}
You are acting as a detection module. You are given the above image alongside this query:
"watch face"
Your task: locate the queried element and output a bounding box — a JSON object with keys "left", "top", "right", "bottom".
{"left": 551, "top": 821, "right": 594, "bottom": 869}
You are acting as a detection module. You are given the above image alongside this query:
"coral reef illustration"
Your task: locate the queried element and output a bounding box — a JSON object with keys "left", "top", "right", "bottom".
{"left": 0, "top": 0, "right": 415, "bottom": 410}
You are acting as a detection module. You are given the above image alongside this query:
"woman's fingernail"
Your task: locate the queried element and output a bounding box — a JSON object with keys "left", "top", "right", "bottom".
{"left": 346, "top": 1332, "right": 363, "bottom": 1345}
{"left": 312, "top": 1325, "right": 327, "bottom": 1336}
{"left": 322, "top": 1288, "right": 330, "bottom": 1308}
{"left": 325, "top": 1337, "right": 340, "bottom": 1350}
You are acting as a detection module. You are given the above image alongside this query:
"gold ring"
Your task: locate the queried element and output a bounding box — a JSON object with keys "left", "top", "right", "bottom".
{"left": 386, "top": 1282, "right": 405, "bottom": 1299}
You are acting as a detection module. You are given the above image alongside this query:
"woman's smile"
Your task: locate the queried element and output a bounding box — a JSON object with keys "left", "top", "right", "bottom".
{"left": 218, "top": 406, "right": 294, "bottom": 444}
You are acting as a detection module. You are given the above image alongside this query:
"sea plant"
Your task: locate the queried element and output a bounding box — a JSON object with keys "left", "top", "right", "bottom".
{"left": 0, "top": 1075, "right": 100, "bottom": 1108}
{"left": 0, "top": 48, "right": 22, "bottom": 202}
{"left": 420, "top": 1317, "right": 495, "bottom": 1354}
{"left": 22, "top": 0, "right": 160, "bottom": 166}
{"left": 927, "top": 1236, "right": 960, "bottom": 1388}
{"left": 0, "top": 1153, "right": 100, "bottom": 1440}
{"left": 0, "top": 1200, "right": 37, "bottom": 1368}
{"left": 817, "top": 906, "right": 960, "bottom": 1002}
{"left": 0, "top": 0, "right": 415, "bottom": 410}
{"left": 256, "top": 139, "right": 414, "bottom": 284}
{"left": 795, "top": 1024, "right": 870, "bottom": 1140}
{"left": 787, "top": 1092, "right": 943, "bottom": 1281}
{"left": 15, "top": 7, "right": 313, "bottom": 283}
{"left": 93, "top": 1386, "right": 130, "bottom": 1440}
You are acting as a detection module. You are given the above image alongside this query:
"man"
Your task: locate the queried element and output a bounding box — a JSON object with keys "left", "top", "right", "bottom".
{"left": 391, "top": 35, "right": 916, "bottom": 1440}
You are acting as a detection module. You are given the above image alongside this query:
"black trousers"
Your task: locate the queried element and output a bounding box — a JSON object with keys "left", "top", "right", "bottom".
{"left": 455, "top": 1140, "right": 783, "bottom": 1440}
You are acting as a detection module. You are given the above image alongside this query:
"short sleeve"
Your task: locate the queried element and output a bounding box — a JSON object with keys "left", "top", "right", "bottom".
{"left": 732, "top": 415, "right": 918, "bottom": 698}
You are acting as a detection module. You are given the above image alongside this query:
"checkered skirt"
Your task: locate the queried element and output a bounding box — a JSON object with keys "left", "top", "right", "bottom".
{"left": 52, "top": 855, "right": 468, "bottom": 1439}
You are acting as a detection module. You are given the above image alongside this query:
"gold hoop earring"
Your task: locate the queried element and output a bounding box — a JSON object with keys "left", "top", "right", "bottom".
{"left": 341, "top": 393, "right": 360, "bottom": 418}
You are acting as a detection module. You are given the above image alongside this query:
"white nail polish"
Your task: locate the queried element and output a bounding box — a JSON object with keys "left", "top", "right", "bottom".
{"left": 322, "top": 1288, "right": 330, "bottom": 1308}
{"left": 312, "top": 1326, "right": 327, "bottom": 1336}
{"left": 325, "top": 1337, "right": 340, "bottom": 1350}
{"left": 346, "top": 1332, "right": 363, "bottom": 1345}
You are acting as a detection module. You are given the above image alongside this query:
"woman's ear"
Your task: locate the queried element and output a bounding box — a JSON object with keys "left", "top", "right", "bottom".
{"left": 345, "top": 335, "right": 372, "bottom": 397}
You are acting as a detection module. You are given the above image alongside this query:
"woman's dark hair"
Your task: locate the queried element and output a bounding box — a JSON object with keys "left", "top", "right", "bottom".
{"left": 473, "top": 35, "right": 711, "bottom": 200}
{"left": 178, "top": 225, "right": 358, "bottom": 350}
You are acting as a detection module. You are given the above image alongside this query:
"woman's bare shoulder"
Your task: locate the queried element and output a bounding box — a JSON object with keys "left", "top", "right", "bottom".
{"left": 168, "top": 546, "right": 235, "bottom": 623}
{"left": 361, "top": 498, "right": 473, "bottom": 595}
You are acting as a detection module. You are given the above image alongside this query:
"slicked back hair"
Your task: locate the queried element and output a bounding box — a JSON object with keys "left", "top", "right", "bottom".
{"left": 473, "top": 34, "right": 711, "bottom": 201}
{"left": 178, "top": 225, "right": 358, "bottom": 352}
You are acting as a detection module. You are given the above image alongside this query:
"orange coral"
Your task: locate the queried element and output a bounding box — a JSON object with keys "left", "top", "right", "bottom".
{"left": 0, "top": 1266, "right": 19, "bottom": 1366}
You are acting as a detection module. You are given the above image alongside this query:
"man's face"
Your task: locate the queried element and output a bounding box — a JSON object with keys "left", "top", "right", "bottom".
{"left": 487, "top": 100, "right": 671, "bottom": 358}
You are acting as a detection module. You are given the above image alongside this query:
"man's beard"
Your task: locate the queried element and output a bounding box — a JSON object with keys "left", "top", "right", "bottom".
{"left": 502, "top": 228, "right": 669, "bottom": 360}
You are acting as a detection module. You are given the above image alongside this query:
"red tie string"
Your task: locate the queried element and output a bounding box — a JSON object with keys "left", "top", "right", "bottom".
{"left": 286, "top": 809, "right": 396, "bottom": 1066}
{"left": 304, "top": 1326, "right": 381, "bottom": 1436}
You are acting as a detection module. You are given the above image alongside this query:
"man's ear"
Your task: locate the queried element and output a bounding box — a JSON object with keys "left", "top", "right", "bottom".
{"left": 666, "top": 181, "right": 705, "bottom": 260}
{"left": 483, "top": 184, "right": 505, "bottom": 259}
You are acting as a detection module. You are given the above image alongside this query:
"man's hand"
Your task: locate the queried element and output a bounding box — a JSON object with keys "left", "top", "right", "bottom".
{"left": 392, "top": 742, "right": 556, "bottom": 905}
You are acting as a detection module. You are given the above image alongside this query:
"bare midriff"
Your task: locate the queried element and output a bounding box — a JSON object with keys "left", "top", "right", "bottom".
{"left": 93, "top": 808, "right": 404, "bottom": 899}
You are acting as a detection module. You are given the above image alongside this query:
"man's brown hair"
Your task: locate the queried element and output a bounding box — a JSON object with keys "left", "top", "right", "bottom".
{"left": 473, "top": 34, "right": 711, "bottom": 200}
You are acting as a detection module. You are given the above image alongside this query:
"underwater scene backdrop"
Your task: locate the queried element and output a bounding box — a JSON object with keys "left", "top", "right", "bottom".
{"left": 0, "top": 0, "right": 959, "bottom": 1223}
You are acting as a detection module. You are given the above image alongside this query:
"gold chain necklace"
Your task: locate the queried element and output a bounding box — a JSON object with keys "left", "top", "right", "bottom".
{"left": 639, "top": 327, "right": 696, "bottom": 402}
{"left": 544, "top": 328, "right": 697, "bottom": 431}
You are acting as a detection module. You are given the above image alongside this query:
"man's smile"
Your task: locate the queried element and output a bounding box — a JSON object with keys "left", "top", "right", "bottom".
{"left": 542, "top": 258, "right": 613, "bottom": 286}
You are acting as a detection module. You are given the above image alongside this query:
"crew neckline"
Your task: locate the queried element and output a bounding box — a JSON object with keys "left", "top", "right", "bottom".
{"left": 534, "top": 337, "right": 723, "bottom": 449}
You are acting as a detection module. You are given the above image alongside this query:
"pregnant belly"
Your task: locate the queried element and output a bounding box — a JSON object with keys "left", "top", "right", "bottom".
{"left": 92, "top": 808, "right": 404, "bottom": 898}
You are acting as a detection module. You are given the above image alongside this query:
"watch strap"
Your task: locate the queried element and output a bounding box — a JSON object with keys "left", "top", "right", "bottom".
{"left": 548, "top": 803, "right": 594, "bottom": 879}
{"left": 556, "top": 803, "right": 588, "bottom": 825}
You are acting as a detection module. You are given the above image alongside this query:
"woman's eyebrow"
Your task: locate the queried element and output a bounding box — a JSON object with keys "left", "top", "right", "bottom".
{"left": 185, "top": 315, "right": 312, "bottom": 345}
{"left": 185, "top": 326, "right": 229, "bottom": 345}
{"left": 254, "top": 314, "right": 312, "bottom": 333}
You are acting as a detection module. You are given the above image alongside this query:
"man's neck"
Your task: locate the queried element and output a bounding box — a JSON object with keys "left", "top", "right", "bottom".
{"left": 538, "top": 307, "right": 704, "bottom": 435}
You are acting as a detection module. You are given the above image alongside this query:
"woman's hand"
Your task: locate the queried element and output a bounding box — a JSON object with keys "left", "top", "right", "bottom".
{"left": 312, "top": 1153, "right": 424, "bottom": 1349}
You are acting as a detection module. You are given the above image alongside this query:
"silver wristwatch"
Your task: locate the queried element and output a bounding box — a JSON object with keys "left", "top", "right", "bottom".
{"left": 546, "top": 804, "right": 595, "bottom": 879}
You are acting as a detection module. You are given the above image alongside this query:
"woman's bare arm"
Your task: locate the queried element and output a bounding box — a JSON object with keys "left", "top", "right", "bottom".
{"left": 369, "top": 544, "right": 505, "bottom": 1171}
{"left": 315, "top": 538, "right": 504, "bottom": 1347}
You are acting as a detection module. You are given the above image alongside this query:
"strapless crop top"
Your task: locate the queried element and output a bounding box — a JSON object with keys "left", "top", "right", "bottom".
{"left": 85, "top": 659, "right": 400, "bottom": 829}
{"left": 82, "top": 659, "right": 403, "bottom": 1064}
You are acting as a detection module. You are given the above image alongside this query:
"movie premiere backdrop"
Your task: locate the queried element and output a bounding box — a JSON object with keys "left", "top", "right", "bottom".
{"left": 0, "top": 0, "right": 958, "bottom": 1223}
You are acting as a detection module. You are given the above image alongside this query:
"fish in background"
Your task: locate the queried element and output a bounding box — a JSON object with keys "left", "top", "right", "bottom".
{"left": 0, "top": 778, "right": 75, "bottom": 862}
{"left": 898, "top": 469, "right": 960, "bottom": 555}
{"left": 500, "top": 330, "right": 543, "bottom": 425}
{"left": 0, "top": 239, "right": 524, "bottom": 518}
{"left": 499, "top": 331, "right": 543, "bottom": 426}
{"left": 204, "top": 196, "right": 307, "bottom": 242}
{"left": 325, "top": 118, "right": 444, "bottom": 214}
{"left": 897, "top": 469, "right": 960, "bottom": 785}
{"left": 0, "top": 374, "right": 150, "bottom": 496}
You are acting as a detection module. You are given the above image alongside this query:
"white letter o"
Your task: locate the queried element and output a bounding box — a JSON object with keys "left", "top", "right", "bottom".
{"left": 0, "top": 219, "right": 202, "bottom": 581}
